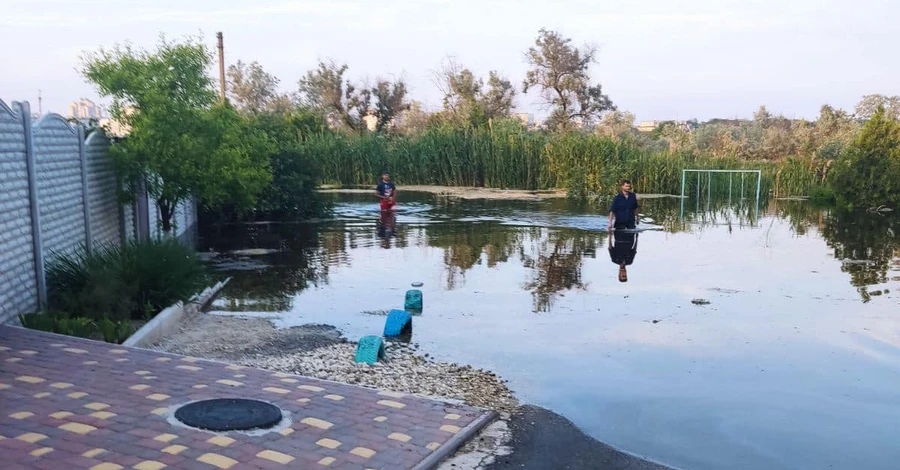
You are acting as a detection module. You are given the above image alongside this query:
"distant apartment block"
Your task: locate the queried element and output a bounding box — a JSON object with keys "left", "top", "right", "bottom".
{"left": 98, "top": 117, "right": 130, "bottom": 137}
{"left": 68, "top": 98, "right": 104, "bottom": 120}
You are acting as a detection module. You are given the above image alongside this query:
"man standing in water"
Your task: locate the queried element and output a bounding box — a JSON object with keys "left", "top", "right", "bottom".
{"left": 375, "top": 170, "right": 397, "bottom": 212}
{"left": 608, "top": 179, "right": 640, "bottom": 231}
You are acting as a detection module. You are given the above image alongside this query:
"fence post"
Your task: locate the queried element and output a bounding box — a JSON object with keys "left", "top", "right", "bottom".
{"left": 78, "top": 124, "right": 92, "bottom": 253}
{"left": 135, "top": 178, "right": 149, "bottom": 242}
{"left": 20, "top": 101, "right": 47, "bottom": 309}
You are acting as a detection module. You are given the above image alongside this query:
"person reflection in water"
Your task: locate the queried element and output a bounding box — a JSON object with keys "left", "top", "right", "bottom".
{"left": 376, "top": 210, "right": 396, "bottom": 248}
{"left": 608, "top": 230, "right": 638, "bottom": 282}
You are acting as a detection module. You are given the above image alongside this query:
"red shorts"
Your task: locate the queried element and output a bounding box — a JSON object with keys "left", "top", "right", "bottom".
{"left": 380, "top": 199, "right": 395, "bottom": 211}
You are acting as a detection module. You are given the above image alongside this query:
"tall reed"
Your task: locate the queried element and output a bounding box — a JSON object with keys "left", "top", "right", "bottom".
{"left": 305, "top": 125, "right": 824, "bottom": 197}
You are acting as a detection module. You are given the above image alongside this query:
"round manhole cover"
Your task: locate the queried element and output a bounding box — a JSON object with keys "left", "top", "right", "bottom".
{"left": 174, "top": 398, "right": 283, "bottom": 432}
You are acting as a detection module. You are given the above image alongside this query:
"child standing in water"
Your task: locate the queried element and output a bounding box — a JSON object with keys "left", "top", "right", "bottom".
{"left": 375, "top": 171, "right": 397, "bottom": 212}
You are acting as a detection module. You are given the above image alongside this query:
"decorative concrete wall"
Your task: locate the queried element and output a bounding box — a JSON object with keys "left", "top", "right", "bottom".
{"left": 0, "top": 99, "right": 197, "bottom": 324}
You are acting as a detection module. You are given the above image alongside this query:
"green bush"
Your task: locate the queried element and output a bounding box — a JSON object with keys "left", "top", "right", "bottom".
{"left": 256, "top": 146, "right": 332, "bottom": 219}
{"left": 808, "top": 186, "right": 837, "bottom": 206}
{"left": 829, "top": 105, "right": 900, "bottom": 210}
{"left": 46, "top": 239, "right": 208, "bottom": 321}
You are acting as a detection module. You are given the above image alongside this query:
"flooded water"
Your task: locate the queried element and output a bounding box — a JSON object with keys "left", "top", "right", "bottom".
{"left": 199, "top": 191, "right": 900, "bottom": 470}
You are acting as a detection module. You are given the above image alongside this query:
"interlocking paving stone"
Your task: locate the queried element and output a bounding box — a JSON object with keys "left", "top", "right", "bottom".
{"left": 0, "top": 325, "right": 495, "bottom": 469}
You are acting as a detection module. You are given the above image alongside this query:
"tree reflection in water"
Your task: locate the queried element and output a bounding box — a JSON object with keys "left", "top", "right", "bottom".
{"left": 522, "top": 229, "right": 599, "bottom": 312}
{"left": 821, "top": 211, "right": 899, "bottom": 302}
{"left": 198, "top": 196, "right": 899, "bottom": 314}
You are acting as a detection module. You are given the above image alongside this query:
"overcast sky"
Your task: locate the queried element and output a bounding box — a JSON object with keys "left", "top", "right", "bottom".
{"left": 1, "top": 0, "right": 897, "bottom": 122}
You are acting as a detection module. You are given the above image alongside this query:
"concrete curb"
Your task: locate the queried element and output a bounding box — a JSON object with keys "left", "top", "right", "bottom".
{"left": 123, "top": 277, "right": 231, "bottom": 348}
{"left": 412, "top": 410, "right": 499, "bottom": 470}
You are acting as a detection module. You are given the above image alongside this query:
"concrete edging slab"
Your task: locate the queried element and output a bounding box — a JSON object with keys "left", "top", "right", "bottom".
{"left": 122, "top": 277, "right": 230, "bottom": 347}
{"left": 412, "top": 409, "right": 499, "bottom": 470}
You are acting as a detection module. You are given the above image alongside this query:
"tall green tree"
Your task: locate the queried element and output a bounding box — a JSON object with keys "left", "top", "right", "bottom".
{"left": 297, "top": 60, "right": 409, "bottom": 132}
{"left": 434, "top": 58, "right": 516, "bottom": 127}
{"left": 523, "top": 29, "right": 614, "bottom": 131}
{"left": 830, "top": 105, "right": 900, "bottom": 209}
{"left": 371, "top": 79, "right": 411, "bottom": 132}
{"left": 227, "top": 60, "right": 293, "bottom": 114}
{"left": 81, "top": 35, "right": 273, "bottom": 233}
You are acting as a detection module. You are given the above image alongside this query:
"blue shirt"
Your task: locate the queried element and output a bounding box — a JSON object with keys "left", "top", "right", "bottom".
{"left": 376, "top": 181, "right": 395, "bottom": 197}
{"left": 609, "top": 192, "right": 639, "bottom": 227}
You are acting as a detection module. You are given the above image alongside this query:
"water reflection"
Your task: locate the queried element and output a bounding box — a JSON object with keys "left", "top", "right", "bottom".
{"left": 522, "top": 229, "right": 599, "bottom": 312}
{"left": 376, "top": 211, "right": 397, "bottom": 248}
{"left": 822, "top": 210, "right": 899, "bottom": 302}
{"left": 197, "top": 192, "right": 900, "bottom": 470}
{"left": 609, "top": 230, "right": 639, "bottom": 282}
{"left": 199, "top": 193, "right": 899, "bottom": 310}
{"left": 198, "top": 223, "right": 331, "bottom": 312}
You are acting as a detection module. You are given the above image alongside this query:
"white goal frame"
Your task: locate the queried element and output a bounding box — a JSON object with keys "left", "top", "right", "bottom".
{"left": 679, "top": 169, "right": 762, "bottom": 222}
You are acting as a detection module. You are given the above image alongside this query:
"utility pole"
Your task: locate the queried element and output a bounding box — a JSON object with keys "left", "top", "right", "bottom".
{"left": 216, "top": 32, "right": 226, "bottom": 102}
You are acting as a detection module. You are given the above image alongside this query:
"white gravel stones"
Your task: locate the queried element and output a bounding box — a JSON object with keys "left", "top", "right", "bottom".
{"left": 151, "top": 312, "right": 517, "bottom": 412}
{"left": 242, "top": 341, "right": 518, "bottom": 412}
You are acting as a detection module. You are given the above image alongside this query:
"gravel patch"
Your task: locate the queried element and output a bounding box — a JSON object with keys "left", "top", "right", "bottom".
{"left": 149, "top": 311, "right": 517, "bottom": 413}
{"left": 253, "top": 342, "right": 517, "bottom": 412}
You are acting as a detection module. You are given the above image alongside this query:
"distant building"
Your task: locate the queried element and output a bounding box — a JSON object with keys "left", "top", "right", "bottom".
{"left": 98, "top": 106, "right": 134, "bottom": 137}
{"left": 637, "top": 120, "right": 659, "bottom": 132}
{"left": 637, "top": 120, "right": 698, "bottom": 133}
{"left": 362, "top": 113, "right": 378, "bottom": 132}
{"left": 514, "top": 113, "right": 535, "bottom": 128}
{"left": 68, "top": 98, "right": 104, "bottom": 120}
{"left": 98, "top": 118, "right": 129, "bottom": 137}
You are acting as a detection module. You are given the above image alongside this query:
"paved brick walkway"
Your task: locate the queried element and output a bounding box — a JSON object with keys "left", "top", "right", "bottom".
{"left": 0, "top": 326, "right": 495, "bottom": 470}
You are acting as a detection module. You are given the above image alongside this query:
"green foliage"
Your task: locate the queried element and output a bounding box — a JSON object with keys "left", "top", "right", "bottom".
{"left": 46, "top": 240, "right": 208, "bottom": 322}
{"left": 96, "top": 317, "right": 135, "bottom": 344}
{"left": 18, "top": 311, "right": 133, "bottom": 344}
{"left": 808, "top": 186, "right": 837, "bottom": 206}
{"left": 829, "top": 105, "right": 900, "bottom": 209}
{"left": 303, "top": 122, "right": 822, "bottom": 198}
{"left": 245, "top": 111, "right": 331, "bottom": 219}
{"left": 523, "top": 28, "right": 614, "bottom": 130}
{"left": 81, "top": 35, "right": 273, "bottom": 232}
{"left": 296, "top": 59, "right": 409, "bottom": 133}
{"left": 258, "top": 146, "right": 331, "bottom": 219}
{"left": 227, "top": 60, "right": 293, "bottom": 114}
{"left": 434, "top": 59, "right": 517, "bottom": 127}
{"left": 196, "top": 104, "right": 274, "bottom": 212}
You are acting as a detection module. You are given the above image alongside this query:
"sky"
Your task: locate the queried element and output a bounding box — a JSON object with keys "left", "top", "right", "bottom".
{"left": 1, "top": 0, "right": 897, "bottom": 122}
